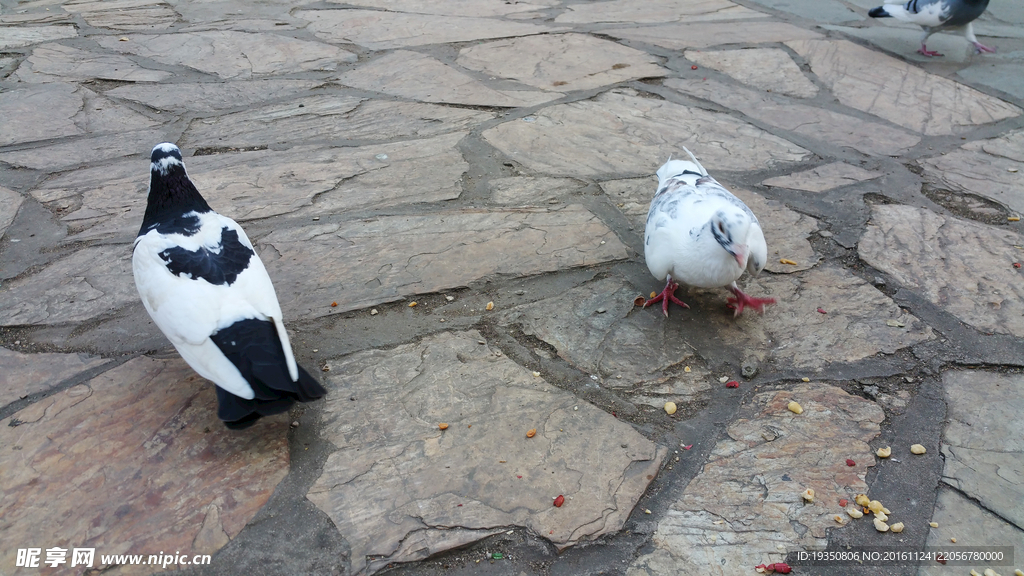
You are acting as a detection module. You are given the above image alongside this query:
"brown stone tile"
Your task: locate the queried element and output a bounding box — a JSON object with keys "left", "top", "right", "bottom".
{"left": 0, "top": 346, "right": 107, "bottom": 408}
{"left": 13, "top": 42, "right": 172, "bottom": 83}
{"left": 106, "top": 79, "right": 322, "bottom": 113}
{"left": 604, "top": 21, "right": 821, "bottom": 51}
{"left": 63, "top": 0, "right": 179, "bottom": 30}
{"left": 762, "top": 162, "right": 882, "bottom": 193}
{"left": 919, "top": 128, "right": 1024, "bottom": 214}
{"left": 685, "top": 48, "right": 818, "bottom": 98}
{"left": 555, "top": 0, "right": 766, "bottom": 23}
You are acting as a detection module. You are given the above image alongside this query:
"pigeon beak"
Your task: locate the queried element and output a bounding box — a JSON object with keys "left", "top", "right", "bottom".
{"left": 732, "top": 244, "right": 748, "bottom": 268}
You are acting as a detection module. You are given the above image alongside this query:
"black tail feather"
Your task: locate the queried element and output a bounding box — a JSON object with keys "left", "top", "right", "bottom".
{"left": 868, "top": 6, "right": 890, "bottom": 17}
{"left": 210, "top": 318, "right": 327, "bottom": 429}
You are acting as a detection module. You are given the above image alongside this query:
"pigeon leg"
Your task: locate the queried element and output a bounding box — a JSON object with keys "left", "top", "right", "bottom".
{"left": 726, "top": 283, "right": 776, "bottom": 317}
{"left": 965, "top": 23, "right": 996, "bottom": 53}
{"left": 918, "top": 44, "right": 943, "bottom": 57}
{"left": 918, "top": 29, "right": 942, "bottom": 57}
{"left": 644, "top": 277, "right": 689, "bottom": 317}
{"left": 972, "top": 42, "right": 996, "bottom": 53}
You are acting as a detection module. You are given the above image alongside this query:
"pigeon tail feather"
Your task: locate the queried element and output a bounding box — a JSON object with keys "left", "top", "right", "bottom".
{"left": 868, "top": 6, "right": 890, "bottom": 17}
{"left": 210, "top": 318, "right": 327, "bottom": 429}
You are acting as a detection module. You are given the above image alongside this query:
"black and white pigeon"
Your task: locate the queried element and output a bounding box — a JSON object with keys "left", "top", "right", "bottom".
{"left": 868, "top": 0, "right": 994, "bottom": 56}
{"left": 133, "top": 143, "right": 326, "bottom": 429}
{"left": 643, "top": 148, "right": 775, "bottom": 318}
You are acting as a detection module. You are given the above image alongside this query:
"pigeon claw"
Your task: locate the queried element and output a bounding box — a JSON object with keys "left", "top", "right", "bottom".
{"left": 726, "top": 286, "right": 776, "bottom": 318}
{"left": 645, "top": 281, "right": 689, "bottom": 317}
{"left": 917, "top": 45, "right": 943, "bottom": 57}
{"left": 972, "top": 42, "right": 996, "bottom": 54}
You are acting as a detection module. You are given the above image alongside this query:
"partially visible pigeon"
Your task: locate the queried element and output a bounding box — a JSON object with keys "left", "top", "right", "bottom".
{"left": 643, "top": 148, "right": 775, "bottom": 318}
{"left": 868, "top": 0, "right": 994, "bottom": 57}
{"left": 133, "top": 143, "right": 326, "bottom": 429}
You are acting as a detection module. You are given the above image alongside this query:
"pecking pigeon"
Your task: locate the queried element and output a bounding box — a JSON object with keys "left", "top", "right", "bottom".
{"left": 643, "top": 148, "right": 775, "bottom": 318}
{"left": 133, "top": 143, "right": 326, "bottom": 429}
{"left": 868, "top": 0, "right": 994, "bottom": 56}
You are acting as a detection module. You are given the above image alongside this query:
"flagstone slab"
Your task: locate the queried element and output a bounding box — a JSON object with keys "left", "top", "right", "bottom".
{"left": 0, "top": 356, "right": 289, "bottom": 575}
{"left": 940, "top": 370, "right": 1024, "bottom": 529}
{"left": 0, "top": 346, "right": 107, "bottom": 409}
{"left": 958, "top": 61, "right": 1024, "bottom": 101}
{"left": 42, "top": 133, "right": 468, "bottom": 243}
{"left": 260, "top": 205, "right": 629, "bottom": 319}
{"left": 106, "top": 79, "right": 322, "bottom": 113}
{"left": 489, "top": 176, "right": 586, "bottom": 206}
{"left": 63, "top": 0, "right": 179, "bottom": 30}
{"left": 684, "top": 48, "right": 818, "bottom": 98}
{"left": 919, "top": 128, "right": 1024, "bottom": 215}
{"left": 554, "top": 0, "right": 766, "bottom": 24}
{"left": 338, "top": 51, "right": 557, "bottom": 107}
{"left": 457, "top": 33, "right": 667, "bottom": 93}
{"left": 786, "top": 38, "right": 1021, "bottom": 135}
{"left": 859, "top": 204, "right": 1024, "bottom": 337}
{"left": 604, "top": 21, "right": 821, "bottom": 51}
{"left": 0, "top": 129, "right": 172, "bottom": 171}
{"left": 295, "top": 9, "right": 560, "bottom": 50}
{"left": 919, "top": 489, "right": 1024, "bottom": 576}
{"left": 97, "top": 31, "right": 354, "bottom": 79}
{"left": 746, "top": 0, "right": 859, "bottom": 23}
{"left": 666, "top": 77, "right": 921, "bottom": 156}
{"left": 308, "top": 330, "right": 666, "bottom": 575}
{"left": 0, "top": 186, "right": 23, "bottom": 240}
{"left": 626, "top": 383, "right": 884, "bottom": 576}
{"left": 182, "top": 95, "right": 493, "bottom": 149}
{"left": 327, "top": 0, "right": 559, "bottom": 17}
{"left": 0, "top": 244, "right": 137, "bottom": 327}
{"left": 482, "top": 89, "right": 810, "bottom": 179}
{"left": 13, "top": 42, "right": 172, "bottom": 83}
{"left": 762, "top": 162, "right": 882, "bottom": 193}
{"left": 0, "top": 83, "right": 84, "bottom": 146}
{"left": 0, "top": 24, "right": 76, "bottom": 49}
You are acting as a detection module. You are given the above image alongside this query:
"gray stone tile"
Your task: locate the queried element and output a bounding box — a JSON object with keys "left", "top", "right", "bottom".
{"left": 488, "top": 176, "right": 586, "bottom": 206}
{"left": 762, "top": 162, "right": 882, "bottom": 192}
{"left": 0, "top": 186, "right": 23, "bottom": 240}
{"left": 327, "top": 0, "right": 559, "bottom": 17}
{"left": 604, "top": 21, "right": 821, "bottom": 50}
{"left": 97, "top": 30, "right": 355, "bottom": 79}
{"left": 666, "top": 77, "right": 921, "bottom": 156}
{"left": 958, "top": 60, "right": 1024, "bottom": 101}
{"left": 685, "top": 48, "right": 819, "bottom": 98}
{"left": 746, "top": 0, "right": 859, "bottom": 23}
{"left": 859, "top": 204, "right": 1024, "bottom": 337}
{"left": 0, "top": 129, "right": 172, "bottom": 170}
{"left": 0, "top": 83, "right": 84, "bottom": 146}
{"left": 787, "top": 38, "right": 1022, "bottom": 135}
{"left": 63, "top": 0, "right": 179, "bottom": 30}
{"left": 0, "top": 346, "right": 106, "bottom": 408}
{"left": 0, "top": 24, "right": 76, "bottom": 49}
{"left": 105, "top": 79, "right": 322, "bottom": 113}
{"left": 918, "top": 488, "right": 1024, "bottom": 576}
{"left": 940, "top": 370, "right": 1024, "bottom": 529}
{"left": 338, "top": 51, "right": 558, "bottom": 107}
{"left": 482, "top": 89, "right": 810, "bottom": 178}
{"left": 13, "top": 42, "right": 172, "bottom": 83}
{"left": 295, "top": 9, "right": 561, "bottom": 50}
{"left": 554, "top": 0, "right": 767, "bottom": 24}
{"left": 457, "top": 33, "right": 666, "bottom": 93}
{"left": 260, "top": 205, "right": 629, "bottom": 319}
{"left": 627, "top": 384, "right": 885, "bottom": 576}
{"left": 0, "top": 356, "right": 289, "bottom": 573}
{"left": 308, "top": 330, "right": 666, "bottom": 575}
{"left": 920, "top": 128, "right": 1024, "bottom": 214}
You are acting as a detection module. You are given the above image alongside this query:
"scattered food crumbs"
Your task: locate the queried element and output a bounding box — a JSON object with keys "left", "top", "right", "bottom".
{"left": 1010, "top": 216, "right": 1021, "bottom": 221}
{"left": 664, "top": 402, "right": 677, "bottom": 415}
{"left": 801, "top": 377, "right": 810, "bottom": 382}
{"left": 650, "top": 291, "right": 657, "bottom": 299}
{"left": 936, "top": 556, "right": 946, "bottom": 565}
{"left": 856, "top": 494, "right": 870, "bottom": 506}
{"left": 370, "top": 308, "right": 378, "bottom": 315}
{"left": 684, "top": 366, "right": 691, "bottom": 372}
{"left": 1014, "top": 570, "right": 1023, "bottom": 576}
{"left": 787, "top": 401, "right": 804, "bottom": 414}
{"left": 726, "top": 380, "right": 739, "bottom": 388}
{"left": 802, "top": 488, "right": 815, "bottom": 502}
{"left": 553, "top": 495, "right": 564, "bottom": 507}
{"left": 644, "top": 509, "right": 652, "bottom": 514}
{"left": 491, "top": 553, "right": 503, "bottom": 560}
{"left": 846, "top": 459, "right": 856, "bottom": 467}
{"left": 532, "top": 371, "right": 541, "bottom": 377}
{"left": 834, "top": 514, "right": 844, "bottom": 524}
{"left": 839, "top": 498, "right": 848, "bottom": 507}
{"left": 330, "top": 301, "right": 338, "bottom": 307}
{"left": 408, "top": 301, "right": 417, "bottom": 307}
{"left": 890, "top": 522, "right": 904, "bottom": 533}
{"left": 682, "top": 444, "right": 693, "bottom": 450}
{"left": 719, "top": 376, "right": 729, "bottom": 383}
{"left": 929, "top": 522, "right": 938, "bottom": 528}
{"left": 951, "top": 537, "right": 956, "bottom": 543}
{"left": 517, "top": 475, "right": 522, "bottom": 479}
{"left": 877, "top": 446, "right": 892, "bottom": 458}
{"left": 1015, "top": 263, "right": 1021, "bottom": 269}
{"left": 886, "top": 319, "right": 906, "bottom": 327}
{"left": 498, "top": 460, "right": 506, "bottom": 463}
{"left": 817, "top": 307, "right": 827, "bottom": 314}
{"left": 445, "top": 295, "right": 454, "bottom": 301}
{"left": 468, "top": 424, "right": 471, "bottom": 428}
{"left": 1009, "top": 168, "right": 1019, "bottom": 173}
{"left": 486, "top": 301, "right": 494, "bottom": 311}
{"left": 780, "top": 258, "right": 797, "bottom": 265}
{"left": 321, "top": 365, "right": 330, "bottom": 372}
{"left": 910, "top": 444, "right": 927, "bottom": 454}
{"left": 847, "top": 507, "right": 864, "bottom": 518}
{"left": 868, "top": 500, "right": 884, "bottom": 513}
{"left": 875, "top": 511, "right": 888, "bottom": 522}
{"left": 691, "top": 65, "right": 698, "bottom": 70}
{"left": 874, "top": 517, "right": 889, "bottom": 532}
{"left": 439, "top": 423, "right": 448, "bottom": 430}
{"left": 634, "top": 295, "right": 646, "bottom": 306}
{"left": 526, "top": 428, "right": 537, "bottom": 438}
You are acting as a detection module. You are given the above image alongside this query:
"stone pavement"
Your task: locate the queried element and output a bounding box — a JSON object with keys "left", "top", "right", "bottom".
{"left": 0, "top": 0, "right": 1023, "bottom": 575}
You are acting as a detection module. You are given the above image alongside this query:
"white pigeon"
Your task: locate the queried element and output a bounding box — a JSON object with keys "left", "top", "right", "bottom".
{"left": 868, "top": 0, "right": 994, "bottom": 57}
{"left": 133, "top": 143, "right": 326, "bottom": 429}
{"left": 643, "top": 148, "right": 775, "bottom": 318}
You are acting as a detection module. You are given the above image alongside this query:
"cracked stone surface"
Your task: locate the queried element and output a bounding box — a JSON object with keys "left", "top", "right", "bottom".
{"left": 97, "top": 31, "right": 355, "bottom": 79}
{"left": 63, "top": 0, "right": 180, "bottom": 30}
{"left": 484, "top": 89, "right": 810, "bottom": 178}
{"left": 0, "top": 129, "right": 173, "bottom": 171}
{"left": 627, "top": 383, "right": 884, "bottom": 576}
{"left": 488, "top": 176, "right": 585, "bottom": 206}
{"left": 308, "top": 330, "right": 667, "bottom": 575}
{"left": 0, "top": 186, "right": 23, "bottom": 240}
{"left": 261, "top": 204, "right": 629, "bottom": 320}
{"left": 0, "top": 356, "right": 289, "bottom": 575}
{"left": 919, "top": 488, "right": 1024, "bottom": 576}
{"left": 0, "top": 346, "right": 106, "bottom": 408}
{"left": 919, "top": 128, "right": 1024, "bottom": 215}
{"left": 338, "top": 51, "right": 557, "bottom": 108}
{"left": 0, "top": 24, "right": 76, "bottom": 49}
{"left": 0, "top": 83, "right": 85, "bottom": 146}
{"left": 762, "top": 162, "right": 882, "bottom": 192}
{"left": 457, "top": 34, "right": 666, "bottom": 94}
{"left": 105, "top": 79, "right": 323, "bottom": 113}
{"left": 860, "top": 204, "right": 1024, "bottom": 337}
{"left": 667, "top": 77, "right": 921, "bottom": 156}
{"left": 940, "top": 370, "right": 1024, "bottom": 529}
{"left": 604, "top": 21, "right": 821, "bottom": 50}
{"left": 326, "top": 0, "right": 559, "bottom": 17}
{"left": 295, "top": 9, "right": 560, "bottom": 50}
{"left": 786, "top": 39, "right": 1022, "bottom": 135}
{"left": 554, "top": 0, "right": 765, "bottom": 23}
{"left": 684, "top": 48, "right": 819, "bottom": 98}
{"left": 14, "top": 42, "right": 172, "bottom": 83}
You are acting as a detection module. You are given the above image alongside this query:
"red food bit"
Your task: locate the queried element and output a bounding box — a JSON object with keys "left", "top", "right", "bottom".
{"left": 817, "top": 307, "right": 827, "bottom": 314}
{"left": 691, "top": 65, "right": 698, "bottom": 70}
{"left": 331, "top": 301, "right": 338, "bottom": 307}
{"left": 771, "top": 563, "right": 792, "bottom": 574}
{"left": 553, "top": 495, "right": 565, "bottom": 507}
{"left": 517, "top": 475, "right": 522, "bottom": 479}
{"left": 457, "top": 504, "right": 463, "bottom": 507}
{"left": 726, "top": 381, "right": 739, "bottom": 388}
{"left": 682, "top": 444, "right": 693, "bottom": 450}
{"left": 846, "top": 459, "right": 856, "bottom": 467}
{"left": 839, "top": 498, "right": 848, "bottom": 507}
{"left": 1014, "top": 262, "right": 1021, "bottom": 269}
{"left": 936, "top": 554, "right": 947, "bottom": 565}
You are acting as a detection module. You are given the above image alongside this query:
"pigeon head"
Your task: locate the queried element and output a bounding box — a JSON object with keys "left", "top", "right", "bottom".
{"left": 710, "top": 209, "right": 751, "bottom": 269}
{"left": 151, "top": 142, "right": 184, "bottom": 176}
{"left": 139, "top": 143, "right": 212, "bottom": 237}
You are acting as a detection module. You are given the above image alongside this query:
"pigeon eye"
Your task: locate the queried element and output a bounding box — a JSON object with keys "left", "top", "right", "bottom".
{"left": 717, "top": 222, "right": 725, "bottom": 233}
